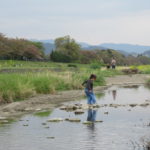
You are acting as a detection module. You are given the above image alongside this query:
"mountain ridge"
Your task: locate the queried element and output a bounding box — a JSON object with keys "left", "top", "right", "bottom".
{"left": 30, "top": 39, "right": 150, "bottom": 56}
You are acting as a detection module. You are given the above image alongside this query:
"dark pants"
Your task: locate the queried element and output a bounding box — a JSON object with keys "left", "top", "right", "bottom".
{"left": 112, "top": 65, "right": 116, "bottom": 69}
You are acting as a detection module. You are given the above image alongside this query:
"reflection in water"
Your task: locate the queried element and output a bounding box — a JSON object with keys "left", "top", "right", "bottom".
{"left": 86, "top": 109, "right": 97, "bottom": 150}
{"left": 86, "top": 109, "right": 97, "bottom": 130}
{"left": 112, "top": 90, "right": 117, "bottom": 100}
{"left": 87, "top": 109, "right": 97, "bottom": 122}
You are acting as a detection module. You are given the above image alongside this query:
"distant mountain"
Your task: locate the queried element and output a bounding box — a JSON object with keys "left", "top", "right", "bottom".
{"left": 100, "top": 43, "right": 150, "bottom": 54}
{"left": 42, "top": 43, "right": 55, "bottom": 55}
{"left": 30, "top": 39, "right": 150, "bottom": 56}
{"left": 79, "top": 42, "right": 91, "bottom": 48}
{"left": 143, "top": 50, "right": 150, "bottom": 57}
{"left": 117, "top": 50, "right": 130, "bottom": 56}
{"left": 30, "top": 39, "right": 55, "bottom": 55}
{"left": 80, "top": 42, "right": 107, "bottom": 50}
{"left": 31, "top": 39, "right": 54, "bottom": 44}
{"left": 81, "top": 45, "right": 107, "bottom": 50}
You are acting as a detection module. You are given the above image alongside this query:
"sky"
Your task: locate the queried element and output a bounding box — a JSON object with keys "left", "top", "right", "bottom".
{"left": 0, "top": 0, "right": 150, "bottom": 45}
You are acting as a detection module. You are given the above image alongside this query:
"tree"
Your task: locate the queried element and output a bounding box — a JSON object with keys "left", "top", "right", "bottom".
{"left": 0, "top": 34, "right": 45, "bottom": 60}
{"left": 51, "top": 36, "right": 81, "bottom": 62}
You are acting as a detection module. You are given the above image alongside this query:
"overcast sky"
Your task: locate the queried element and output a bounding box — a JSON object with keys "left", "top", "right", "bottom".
{"left": 0, "top": 0, "right": 150, "bottom": 45}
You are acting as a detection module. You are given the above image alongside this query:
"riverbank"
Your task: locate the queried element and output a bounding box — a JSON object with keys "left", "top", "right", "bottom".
{"left": 0, "top": 74, "right": 150, "bottom": 119}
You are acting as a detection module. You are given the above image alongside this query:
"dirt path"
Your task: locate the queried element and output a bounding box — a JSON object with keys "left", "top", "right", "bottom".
{"left": 1, "top": 74, "right": 150, "bottom": 119}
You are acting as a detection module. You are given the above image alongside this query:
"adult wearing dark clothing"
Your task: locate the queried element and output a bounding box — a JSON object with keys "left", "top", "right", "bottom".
{"left": 111, "top": 58, "right": 116, "bottom": 69}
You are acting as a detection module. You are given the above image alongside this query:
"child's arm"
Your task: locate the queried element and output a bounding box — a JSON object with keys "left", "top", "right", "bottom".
{"left": 82, "top": 80, "right": 87, "bottom": 86}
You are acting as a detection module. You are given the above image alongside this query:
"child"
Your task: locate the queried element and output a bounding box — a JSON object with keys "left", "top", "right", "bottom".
{"left": 82, "top": 74, "right": 97, "bottom": 107}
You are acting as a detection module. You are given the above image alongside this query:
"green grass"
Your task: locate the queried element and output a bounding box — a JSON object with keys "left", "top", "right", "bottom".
{"left": 132, "top": 65, "right": 150, "bottom": 74}
{"left": 34, "top": 111, "right": 52, "bottom": 117}
{"left": 0, "top": 118, "right": 16, "bottom": 127}
{"left": 0, "top": 60, "right": 89, "bottom": 69}
{"left": 0, "top": 60, "right": 122, "bottom": 103}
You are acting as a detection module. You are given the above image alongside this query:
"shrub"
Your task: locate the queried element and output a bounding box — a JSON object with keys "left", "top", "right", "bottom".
{"left": 90, "top": 63, "right": 101, "bottom": 69}
{"left": 67, "top": 64, "right": 77, "bottom": 68}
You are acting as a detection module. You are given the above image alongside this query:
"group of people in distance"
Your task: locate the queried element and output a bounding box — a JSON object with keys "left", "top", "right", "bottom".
{"left": 106, "top": 58, "right": 116, "bottom": 69}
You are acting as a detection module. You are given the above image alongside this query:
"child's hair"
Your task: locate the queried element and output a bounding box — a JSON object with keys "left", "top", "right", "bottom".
{"left": 89, "top": 74, "right": 97, "bottom": 79}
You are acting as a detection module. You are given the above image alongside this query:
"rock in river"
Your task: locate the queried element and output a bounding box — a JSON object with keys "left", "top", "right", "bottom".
{"left": 74, "top": 109, "right": 84, "bottom": 115}
{"left": 104, "top": 112, "right": 109, "bottom": 115}
{"left": 0, "top": 117, "right": 7, "bottom": 120}
{"left": 83, "top": 121, "right": 93, "bottom": 125}
{"left": 139, "top": 103, "right": 150, "bottom": 107}
{"left": 65, "top": 118, "right": 81, "bottom": 122}
{"left": 129, "top": 104, "right": 137, "bottom": 107}
{"left": 47, "top": 118, "right": 63, "bottom": 122}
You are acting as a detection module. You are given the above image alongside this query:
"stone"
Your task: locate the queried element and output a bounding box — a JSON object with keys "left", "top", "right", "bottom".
{"left": 65, "top": 118, "right": 81, "bottom": 122}
{"left": 75, "top": 103, "right": 82, "bottom": 107}
{"left": 23, "top": 124, "right": 29, "bottom": 126}
{"left": 129, "top": 104, "right": 137, "bottom": 107}
{"left": 95, "top": 120, "right": 103, "bottom": 123}
{"left": 60, "top": 105, "right": 78, "bottom": 111}
{"left": 35, "top": 108, "right": 42, "bottom": 111}
{"left": 42, "top": 123, "right": 47, "bottom": 126}
{"left": 139, "top": 103, "right": 150, "bottom": 107}
{"left": 93, "top": 104, "right": 100, "bottom": 108}
{"left": 81, "top": 104, "right": 89, "bottom": 109}
{"left": 47, "top": 118, "right": 63, "bottom": 122}
{"left": 0, "top": 117, "right": 7, "bottom": 120}
{"left": 24, "top": 108, "right": 33, "bottom": 111}
{"left": 59, "top": 106, "right": 67, "bottom": 110}
{"left": 109, "top": 104, "right": 119, "bottom": 108}
{"left": 104, "top": 112, "right": 109, "bottom": 115}
{"left": 74, "top": 109, "right": 84, "bottom": 115}
{"left": 47, "top": 137, "right": 55, "bottom": 139}
{"left": 0, "top": 120, "right": 9, "bottom": 124}
{"left": 83, "top": 121, "right": 93, "bottom": 125}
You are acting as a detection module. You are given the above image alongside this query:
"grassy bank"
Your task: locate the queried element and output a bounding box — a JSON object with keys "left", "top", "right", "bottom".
{"left": 0, "top": 68, "right": 121, "bottom": 103}
{"left": 131, "top": 65, "right": 150, "bottom": 74}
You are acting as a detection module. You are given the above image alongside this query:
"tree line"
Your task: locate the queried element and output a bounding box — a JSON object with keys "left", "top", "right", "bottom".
{"left": 0, "top": 33, "right": 150, "bottom": 65}
{"left": 0, "top": 33, "right": 44, "bottom": 60}
{"left": 50, "top": 36, "right": 150, "bottom": 65}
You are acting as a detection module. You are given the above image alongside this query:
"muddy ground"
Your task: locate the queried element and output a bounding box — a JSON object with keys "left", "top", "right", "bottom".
{"left": 1, "top": 74, "right": 150, "bottom": 119}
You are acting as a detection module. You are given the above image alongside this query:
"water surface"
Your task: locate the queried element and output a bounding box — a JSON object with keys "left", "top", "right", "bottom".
{"left": 0, "top": 85, "right": 150, "bottom": 150}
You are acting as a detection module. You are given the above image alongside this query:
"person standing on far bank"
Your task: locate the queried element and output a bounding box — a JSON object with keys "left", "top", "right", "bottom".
{"left": 111, "top": 58, "right": 116, "bottom": 69}
{"left": 82, "top": 74, "right": 97, "bottom": 108}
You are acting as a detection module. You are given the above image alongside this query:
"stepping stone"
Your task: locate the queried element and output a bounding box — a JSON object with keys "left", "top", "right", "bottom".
{"left": 42, "top": 123, "right": 47, "bottom": 125}
{"left": 83, "top": 121, "right": 93, "bottom": 125}
{"left": 104, "top": 112, "right": 109, "bottom": 115}
{"left": 47, "top": 118, "right": 63, "bottom": 122}
{"left": 129, "top": 104, "right": 137, "bottom": 107}
{"left": 74, "top": 110, "right": 84, "bottom": 115}
{"left": 47, "top": 137, "right": 55, "bottom": 139}
{"left": 95, "top": 120, "right": 103, "bottom": 123}
{"left": 65, "top": 118, "right": 81, "bottom": 122}
{"left": 23, "top": 124, "right": 29, "bottom": 126}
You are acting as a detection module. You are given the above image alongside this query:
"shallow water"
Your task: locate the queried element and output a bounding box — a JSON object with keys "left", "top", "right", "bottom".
{"left": 0, "top": 85, "right": 150, "bottom": 150}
